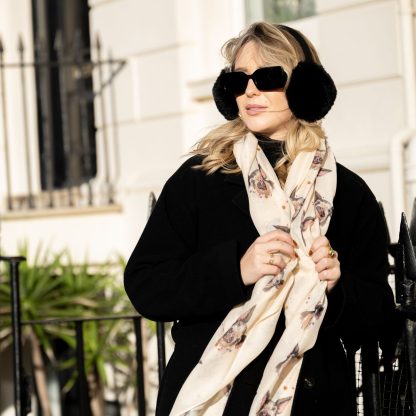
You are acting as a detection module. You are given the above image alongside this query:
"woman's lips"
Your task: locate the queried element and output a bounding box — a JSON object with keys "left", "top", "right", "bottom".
{"left": 246, "top": 104, "right": 267, "bottom": 115}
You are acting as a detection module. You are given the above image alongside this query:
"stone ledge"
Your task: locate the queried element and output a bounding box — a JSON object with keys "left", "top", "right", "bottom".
{"left": 1, "top": 204, "right": 123, "bottom": 221}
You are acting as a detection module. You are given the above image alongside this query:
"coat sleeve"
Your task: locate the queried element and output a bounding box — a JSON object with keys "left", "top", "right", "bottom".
{"left": 323, "top": 180, "right": 396, "bottom": 348}
{"left": 124, "top": 159, "right": 249, "bottom": 322}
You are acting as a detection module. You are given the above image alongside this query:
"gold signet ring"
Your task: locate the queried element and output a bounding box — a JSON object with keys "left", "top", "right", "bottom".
{"left": 328, "top": 246, "right": 336, "bottom": 258}
{"left": 268, "top": 253, "right": 275, "bottom": 265}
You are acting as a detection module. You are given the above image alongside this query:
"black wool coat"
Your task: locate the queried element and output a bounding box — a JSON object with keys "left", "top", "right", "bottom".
{"left": 124, "top": 155, "right": 395, "bottom": 416}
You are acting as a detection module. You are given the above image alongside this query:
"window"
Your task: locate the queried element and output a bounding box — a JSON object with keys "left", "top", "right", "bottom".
{"left": 246, "top": 0, "right": 315, "bottom": 24}
{"left": 31, "top": 0, "right": 96, "bottom": 191}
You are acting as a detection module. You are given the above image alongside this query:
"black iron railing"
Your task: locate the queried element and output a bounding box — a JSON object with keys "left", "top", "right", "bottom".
{"left": 2, "top": 196, "right": 416, "bottom": 415}
{"left": 0, "top": 31, "right": 125, "bottom": 211}
{"left": 0, "top": 255, "right": 147, "bottom": 415}
{"left": 356, "top": 203, "right": 416, "bottom": 416}
{"left": 0, "top": 256, "right": 29, "bottom": 415}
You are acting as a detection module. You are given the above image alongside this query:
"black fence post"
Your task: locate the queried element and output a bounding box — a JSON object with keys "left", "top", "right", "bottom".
{"left": 75, "top": 320, "right": 91, "bottom": 415}
{"left": 403, "top": 281, "right": 416, "bottom": 416}
{"left": 397, "top": 213, "right": 416, "bottom": 415}
{"left": 0, "top": 256, "right": 29, "bottom": 415}
{"left": 361, "top": 340, "right": 381, "bottom": 416}
{"left": 406, "top": 205, "right": 416, "bottom": 416}
{"left": 156, "top": 322, "right": 166, "bottom": 383}
{"left": 133, "top": 317, "right": 146, "bottom": 416}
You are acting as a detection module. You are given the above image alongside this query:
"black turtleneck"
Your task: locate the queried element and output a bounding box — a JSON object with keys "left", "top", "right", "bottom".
{"left": 255, "top": 134, "right": 285, "bottom": 166}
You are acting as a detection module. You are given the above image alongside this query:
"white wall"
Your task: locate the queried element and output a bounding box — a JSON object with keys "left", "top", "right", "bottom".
{"left": 1, "top": 0, "right": 414, "bottom": 261}
{"left": 316, "top": 0, "right": 409, "bottom": 236}
{"left": 0, "top": 0, "right": 414, "bottom": 414}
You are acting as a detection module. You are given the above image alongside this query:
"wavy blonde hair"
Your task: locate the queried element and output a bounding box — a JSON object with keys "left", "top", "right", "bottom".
{"left": 191, "top": 22, "right": 327, "bottom": 181}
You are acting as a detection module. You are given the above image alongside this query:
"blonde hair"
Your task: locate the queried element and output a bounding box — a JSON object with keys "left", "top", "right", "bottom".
{"left": 191, "top": 22, "right": 327, "bottom": 180}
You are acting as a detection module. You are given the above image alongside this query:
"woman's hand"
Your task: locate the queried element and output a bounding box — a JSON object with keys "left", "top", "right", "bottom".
{"left": 240, "top": 229, "right": 297, "bottom": 286}
{"left": 309, "top": 236, "right": 340, "bottom": 292}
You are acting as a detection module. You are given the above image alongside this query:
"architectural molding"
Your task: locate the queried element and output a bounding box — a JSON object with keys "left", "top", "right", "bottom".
{"left": 335, "top": 144, "right": 390, "bottom": 173}
{"left": 1, "top": 203, "right": 123, "bottom": 221}
{"left": 188, "top": 76, "right": 216, "bottom": 102}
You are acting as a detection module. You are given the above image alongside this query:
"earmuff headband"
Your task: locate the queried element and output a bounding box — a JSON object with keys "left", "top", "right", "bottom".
{"left": 277, "top": 25, "right": 314, "bottom": 63}
{"left": 212, "top": 24, "right": 337, "bottom": 123}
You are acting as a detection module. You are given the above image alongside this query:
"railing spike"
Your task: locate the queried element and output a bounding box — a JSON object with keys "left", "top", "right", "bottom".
{"left": 17, "top": 34, "right": 24, "bottom": 54}
{"left": 95, "top": 33, "right": 101, "bottom": 51}
{"left": 148, "top": 192, "right": 157, "bottom": 218}
{"left": 399, "top": 213, "right": 416, "bottom": 281}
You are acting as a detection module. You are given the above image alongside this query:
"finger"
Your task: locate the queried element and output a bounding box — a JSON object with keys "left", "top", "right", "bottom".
{"left": 315, "top": 257, "right": 338, "bottom": 273}
{"left": 257, "top": 229, "right": 295, "bottom": 247}
{"left": 263, "top": 253, "right": 287, "bottom": 269}
{"left": 309, "top": 236, "right": 329, "bottom": 254}
{"left": 263, "top": 241, "right": 297, "bottom": 259}
{"left": 311, "top": 244, "right": 338, "bottom": 263}
{"left": 318, "top": 268, "right": 339, "bottom": 283}
{"left": 311, "top": 245, "right": 332, "bottom": 264}
{"left": 318, "top": 268, "right": 330, "bottom": 282}
{"left": 261, "top": 264, "right": 282, "bottom": 277}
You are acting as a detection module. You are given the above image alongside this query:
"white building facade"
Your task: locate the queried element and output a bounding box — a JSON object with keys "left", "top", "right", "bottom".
{"left": 0, "top": 0, "right": 415, "bottom": 263}
{"left": 0, "top": 0, "right": 415, "bottom": 413}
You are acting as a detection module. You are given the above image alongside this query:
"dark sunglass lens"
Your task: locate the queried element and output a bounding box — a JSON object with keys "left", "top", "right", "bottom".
{"left": 223, "top": 72, "right": 248, "bottom": 95}
{"left": 223, "top": 66, "right": 287, "bottom": 95}
{"left": 254, "top": 66, "right": 287, "bottom": 90}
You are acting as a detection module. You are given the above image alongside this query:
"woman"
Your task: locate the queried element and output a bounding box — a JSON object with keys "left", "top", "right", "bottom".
{"left": 124, "top": 22, "right": 395, "bottom": 415}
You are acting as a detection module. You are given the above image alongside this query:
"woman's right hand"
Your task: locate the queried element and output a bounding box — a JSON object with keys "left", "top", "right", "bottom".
{"left": 240, "top": 229, "right": 297, "bottom": 286}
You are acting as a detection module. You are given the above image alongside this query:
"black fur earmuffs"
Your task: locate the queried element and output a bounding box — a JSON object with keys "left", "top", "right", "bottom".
{"left": 212, "top": 25, "right": 337, "bottom": 123}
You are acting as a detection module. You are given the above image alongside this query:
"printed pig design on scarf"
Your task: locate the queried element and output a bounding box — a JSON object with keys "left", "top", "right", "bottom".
{"left": 314, "top": 191, "right": 333, "bottom": 226}
{"left": 289, "top": 187, "right": 305, "bottom": 221}
{"left": 215, "top": 306, "right": 256, "bottom": 351}
{"left": 311, "top": 149, "right": 325, "bottom": 170}
{"left": 248, "top": 164, "right": 274, "bottom": 198}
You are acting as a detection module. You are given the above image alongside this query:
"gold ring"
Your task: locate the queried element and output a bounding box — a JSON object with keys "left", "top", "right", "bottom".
{"left": 328, "top": 246, "right": 336, "bottom": 258}
{"left": 268, "top": 253, "right": 275, "bottom": 265}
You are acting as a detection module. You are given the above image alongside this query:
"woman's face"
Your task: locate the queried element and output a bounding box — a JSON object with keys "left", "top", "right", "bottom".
{"left": 234, "top": 41, "right": 293, "bottom": 140}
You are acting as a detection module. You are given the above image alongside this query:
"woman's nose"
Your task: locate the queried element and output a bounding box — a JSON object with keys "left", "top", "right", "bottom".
{"left": 245, "top": 79, "right": 260, "bottom": 96}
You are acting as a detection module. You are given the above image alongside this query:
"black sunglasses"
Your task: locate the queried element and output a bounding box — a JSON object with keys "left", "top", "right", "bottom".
{"left": 222, "top": 66, "right": 288, "bottom": 96}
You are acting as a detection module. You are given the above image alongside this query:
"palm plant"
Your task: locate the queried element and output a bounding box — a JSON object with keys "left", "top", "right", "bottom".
{"left": 0, "top": 244, "right": 136, "bottom": 415}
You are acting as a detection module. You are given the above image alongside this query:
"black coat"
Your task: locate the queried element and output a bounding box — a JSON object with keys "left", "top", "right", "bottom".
{"left": 124, "top": 155, "right": 395, "bottom": 416}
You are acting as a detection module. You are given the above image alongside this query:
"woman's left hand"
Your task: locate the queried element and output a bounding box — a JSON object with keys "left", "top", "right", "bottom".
{"left": 309, "top": 236, "right": 340, "bottom": 292}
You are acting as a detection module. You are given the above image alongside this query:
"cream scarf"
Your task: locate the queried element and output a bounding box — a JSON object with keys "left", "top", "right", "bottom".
{"left": 171, "top": 132, "right": 337, "bottom": 416}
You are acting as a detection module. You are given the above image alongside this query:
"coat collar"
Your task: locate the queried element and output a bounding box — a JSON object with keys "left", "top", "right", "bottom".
{"left": 224, "top": 173, "right": 250, "bottom": 217}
